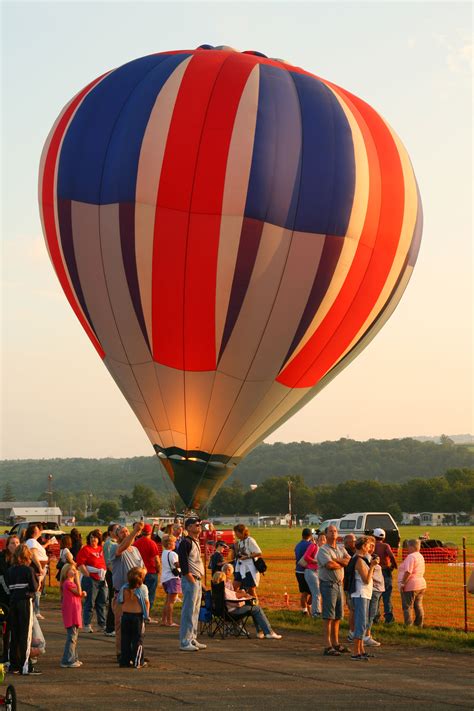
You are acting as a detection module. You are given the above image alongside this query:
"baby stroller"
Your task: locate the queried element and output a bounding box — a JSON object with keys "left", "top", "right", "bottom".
{"left": 0, "top": 664, "right": 16, "bottom": 711}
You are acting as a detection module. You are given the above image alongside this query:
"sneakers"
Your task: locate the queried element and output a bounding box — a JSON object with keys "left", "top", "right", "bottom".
{"left": 256, "top": 631, "right": 265, "bottom": 639}
{"left": 24, "top": 668, "right": 43, "bottom": 674}
{"left": 60, "top": 661, "right": 81, "bottom": 668}
{"left": 347, "top": 631, "right": 354, "bottom": 641}
{"left": 265, "top": 632, "right": 282, "bottom": 639}
{"left": 191, "top": 639, "right": 207, "bottom": 649}
{"left": 350, "top": 654, "right": 368, "bottom": 661}
{"left": 86, "top": 625, "right": 94, "bottom": 633}
{"left": 363, "top": 636, "right": 381, "bottom": 647}
{"left": 179, "top": 643, "right": 198, "bottom": 652}
{"left": 301, "top": 609, "right": 309, "bottom": 615}
{"left": 146, "top": 618, "right": 159, "bottom": 624}
{"left": 104, "top": 630, "right": 116, "bottom": 637}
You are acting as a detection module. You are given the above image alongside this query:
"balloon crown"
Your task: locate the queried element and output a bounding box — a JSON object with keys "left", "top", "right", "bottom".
{"left": 196, "top": 44, "right": 289, "bottom": 63}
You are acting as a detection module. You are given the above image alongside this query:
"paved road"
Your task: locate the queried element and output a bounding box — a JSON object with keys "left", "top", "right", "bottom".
{"left": 6, "top": 601, "right": 474, "bottom": 710}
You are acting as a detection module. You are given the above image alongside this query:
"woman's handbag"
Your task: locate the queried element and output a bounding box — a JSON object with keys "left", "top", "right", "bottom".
{"left": 254, "top": 556, "right": 267, "bottom": 574}
{"left": 298, "top": 555, "right": 308, "bottom": 568}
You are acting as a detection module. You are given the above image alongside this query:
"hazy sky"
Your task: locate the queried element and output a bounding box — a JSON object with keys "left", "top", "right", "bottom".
{"left": 1, "top": 1, "right": 472, "bottom": 459}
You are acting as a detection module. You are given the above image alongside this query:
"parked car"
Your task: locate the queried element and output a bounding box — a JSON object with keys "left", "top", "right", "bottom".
{"left": 337, "top": 512, "right": 400, "bottom": 550}
{"left": 0, "top": 522, "right": 64, "bottom": 559}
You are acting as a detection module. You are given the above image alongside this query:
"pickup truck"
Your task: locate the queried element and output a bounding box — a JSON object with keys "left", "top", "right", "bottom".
{"left": 0, "top": 521, "right": 64, "bottom": 559}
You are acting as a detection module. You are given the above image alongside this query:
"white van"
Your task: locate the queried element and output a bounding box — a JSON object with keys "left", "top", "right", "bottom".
{"left": 338, "top": 512, "right": 400, "bottom": 548}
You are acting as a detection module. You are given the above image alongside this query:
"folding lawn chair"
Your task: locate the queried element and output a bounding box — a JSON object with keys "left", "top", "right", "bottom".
{"left": 210, "top": 582, "right": 251, "bottom": 639}
{"left": 198, "top": 589, "right": 213, "bottom": 636}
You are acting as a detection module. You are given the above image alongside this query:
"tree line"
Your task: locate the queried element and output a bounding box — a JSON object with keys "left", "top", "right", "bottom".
{"left": 208, "top": 468, "right": 474, "bottom": 522}
{"left": 1, "top": 437, "right": 472, "bottom": 497}
{"left": 1, "top": 437, "right": 472, "bottom": 516}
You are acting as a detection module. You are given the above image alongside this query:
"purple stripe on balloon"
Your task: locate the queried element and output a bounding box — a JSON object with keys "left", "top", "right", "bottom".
{"left": 281, "top": 234, "right": 345, "bottom": 368}
{"left": 218, "top": 216, "right": 265, "bottom": 360}
{"left": 119, "top": 202, "right": 151, "bottom": 352}
{"left": 57, "top": 198, "right": 98, "bottom": 338}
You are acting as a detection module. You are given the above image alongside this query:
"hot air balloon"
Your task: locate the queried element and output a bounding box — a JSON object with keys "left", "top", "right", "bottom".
{"left": 39, "top": 46, "right": 422, "bottom": 510}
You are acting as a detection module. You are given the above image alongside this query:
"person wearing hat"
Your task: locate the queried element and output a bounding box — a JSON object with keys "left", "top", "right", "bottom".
{"left": 208, "top": 541, "right": 229, "bottom": 576}
{"left": 134, "top": 524, "right": 161, "bottom": 618}
{"left": 177, "top": 517, "right": 207, "bottom": 652}
{"left": 374, "top": 528, "right": 397, "bottom": 624}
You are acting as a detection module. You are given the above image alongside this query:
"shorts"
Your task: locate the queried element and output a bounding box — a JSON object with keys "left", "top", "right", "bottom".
{"left": 234, "top": 570, "right": 257, "bottom": 590}
{"left": 320, "top": 580, "right": 344, "bottom": 620}
{"left": 295, "top": 572, "right": 310, "bottom": 594}
{"left": 163, "top": 577, "right": 182, "bottom": 594}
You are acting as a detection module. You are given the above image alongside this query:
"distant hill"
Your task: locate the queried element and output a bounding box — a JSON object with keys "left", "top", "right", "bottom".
{"left": 412, "top": 434, "right": 474, "bottom": 444}
{"left": 1, "top": 437, "right": 473, "bottom": 503}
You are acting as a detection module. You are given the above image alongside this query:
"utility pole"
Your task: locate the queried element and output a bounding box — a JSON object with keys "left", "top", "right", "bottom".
{"left": 288, "top": 479, "right": 293, "bottom": 529}
{"left": 47, "top": 474, "right": 53, "bottom": 508}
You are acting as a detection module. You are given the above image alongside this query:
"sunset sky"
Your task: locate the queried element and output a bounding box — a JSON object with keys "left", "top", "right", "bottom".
{"left": 1, "top": 1, "right": 472, "bottom": 459}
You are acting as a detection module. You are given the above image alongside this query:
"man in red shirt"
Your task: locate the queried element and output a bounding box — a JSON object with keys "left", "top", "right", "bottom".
{"left": 373, "top": 528, "right": 397, "bottom": 623}
{"left": 134, "top": 524, "right": 161, "bottom": 619}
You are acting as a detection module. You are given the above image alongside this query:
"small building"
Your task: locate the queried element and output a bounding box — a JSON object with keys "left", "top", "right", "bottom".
{"left": 0, "top": 501, "right": 49, "bottom": 521}
{"left": 403, "top": 512, "right": 468, "bottom": 526}
{"left": 9, "top": 506, "right": 62, "bottom": 525}
{"left": 0, "top": 501, "right": 48, "bottom": 524}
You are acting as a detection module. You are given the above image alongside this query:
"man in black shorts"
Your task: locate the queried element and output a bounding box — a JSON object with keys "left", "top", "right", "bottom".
{"left": 294, "top": 529, "right": 313, "bottom": 613}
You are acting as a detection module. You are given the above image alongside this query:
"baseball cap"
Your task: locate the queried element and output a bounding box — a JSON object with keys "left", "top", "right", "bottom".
{"left": 373, "top": 528, "right": 386, "bottom": 538}
{"left": 185, "top": 516, "right": 202, "bottom": 528}
{"left": 142, "top": 524, "right": 152, "bottom": 535}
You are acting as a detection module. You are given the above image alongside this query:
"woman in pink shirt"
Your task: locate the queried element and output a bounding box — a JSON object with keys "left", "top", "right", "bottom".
{"left": 302, "top": 532, "right": 325, "bottom": 617}
{"left": 397, "top": 539, "right": 426, "bottom": 627}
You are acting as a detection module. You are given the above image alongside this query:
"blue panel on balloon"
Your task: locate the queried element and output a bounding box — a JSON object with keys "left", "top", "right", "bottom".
{"left": 57, "top": 54, "right": 189, "bottom": 204}
{"left": 100, "top": 54, "right": 192, "bottom": 203}
{"left": 289, "top": 72, "right": 355, "bottom": 236}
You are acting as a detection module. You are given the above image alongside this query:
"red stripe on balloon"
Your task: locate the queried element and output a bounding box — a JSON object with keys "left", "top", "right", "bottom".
{"left": 184, "top": 54, "right": 258, "bottom": 370}
{"left": 277, "top": 88, "right": 405, "bottom": 388}
{"left": 152, "top": 51, "right": 255, "bottom": 369}
{"left": 41, "top": 75, "right": 107, "bottom": 359}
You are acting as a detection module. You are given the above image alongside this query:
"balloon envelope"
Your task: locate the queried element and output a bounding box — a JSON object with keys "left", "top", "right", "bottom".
{"left": 39, "top": 46, "right": 422, "bottom": 509}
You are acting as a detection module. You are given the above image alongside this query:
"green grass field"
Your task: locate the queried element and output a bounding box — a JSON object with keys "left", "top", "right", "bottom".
{"left": 247, "top": 526, "right": 473, "bottom": 551}
{"left": 66, "top": 525, "right": 473, "bottom": 549}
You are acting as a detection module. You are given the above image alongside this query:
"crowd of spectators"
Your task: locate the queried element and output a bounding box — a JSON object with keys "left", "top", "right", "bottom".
{"left": 293, "top": 524, "right": 424, "bottom": 660}
{"left": 0, "top": 518, "right": 432, "bottom": 674}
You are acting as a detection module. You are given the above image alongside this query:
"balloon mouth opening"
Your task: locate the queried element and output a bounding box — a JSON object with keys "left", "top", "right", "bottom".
{"left": 153, "top": 444, "right": 238, "bottom": 510}
{"left": 153, "top": 444, "right": 240, "bottom": 468}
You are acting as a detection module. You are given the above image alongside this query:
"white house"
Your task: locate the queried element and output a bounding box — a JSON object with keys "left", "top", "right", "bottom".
{"left": 0, "top": 501, "right": 48, "bottom": 522}
{"left": 9, "top": 506, "right": 62, "bottom": 525}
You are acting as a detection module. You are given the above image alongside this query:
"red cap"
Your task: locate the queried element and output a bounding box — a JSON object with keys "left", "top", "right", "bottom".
{"left": 142, "top": 524, "right": 152, "bottom": 534}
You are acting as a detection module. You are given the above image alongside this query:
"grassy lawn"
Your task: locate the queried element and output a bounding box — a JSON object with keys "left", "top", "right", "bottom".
{"left": 264, "top": 609, "right": 474, "bottom": 654}
{"left": 246, "top": 526, "right": 473, "bottom": 552}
